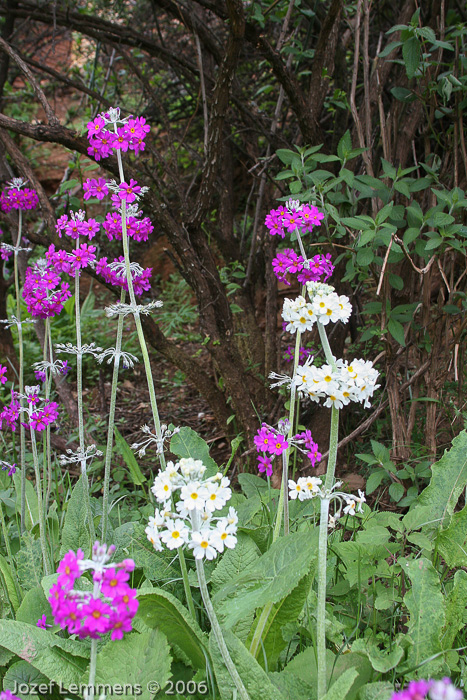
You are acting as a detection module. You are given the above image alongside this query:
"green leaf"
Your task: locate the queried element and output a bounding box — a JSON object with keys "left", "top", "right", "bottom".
{"left": 60, "top": 477, "right": 92, "bottom": 557}
{"left": 170, "top": 426, "right": 218, "bottom": 477}
{"left": 3, "top": 661, "right": 50, "bottom": 700}
{"left": 16, "top": 586, "right": 49, "bottom": 626}
{"left": 211, "top": 533, "right": 260, "bottom": 593}
{"left": 436, "top": 504, "right": 467, "bottom": 567}
{"left": 213, "top": 532, "right": 317, "bottom": 630}
{"left": 209, "top": 628, "right": 287, "bottom": 700}
{"left": 13, "top": 472, "right": 38, "bottom": 530}
{"left": 403, "top": 227, "right": 421, "bottom": 245}
{"left": 365, "top": 470, "right": 386, "bottom": 494}
{"left": 388, "top": 274, "right": 404, "bottom": 290}
{"left": 247, "top": 573, "right": 313, "bottom": 670}
{"left": 387, "top": 318, "right": 406, "bottom": 346}
{"left": 0, "top": 553, "right": 21, "bottom": 612}
{"left": 114, "top": 425, "right": 147, "bottom": 486}
{"left": 403, "top": 557, "right": 445, "bottom": 676}
{"left": 93, "top": 629, "right": 172, "bottom": 700}
{"left": 137, "top": 589, "right": 209, "bottom": 669}
{"left": 390, "top": 87, "right": 416, "bottom": 102}
{"left": 16, "top": 533, "right": 43, "bottom": 592}
{"left": 441, "top": 570, "right": 467, "bottom": 650}
{"left": 337, "top": 130, "right": 352, "bottom": 161}
{"left": 352, "top": 637, "right": 404, "bottom": 673}
{"left": 323, "top": 668, "right": 360, "bottom": 700}
{"left": 402, "top": 36, "right": 421, "bottom": 79}
{"left": 389, "top": 482, "right": 405, "bottom": 502}
{"left": 356, "top": 248, "right": 374, "bottom": 267}
{"left": 403, "top": 430, "right": 467, "bottom": 533}
{"left": 357, "top": 682, "right": 394, "bottom": 700}
{"left": 0, "top": 620, "right": 89, "bottom": 687}
{"left": 276, "top": 149, "right": 300, "bottom": 166}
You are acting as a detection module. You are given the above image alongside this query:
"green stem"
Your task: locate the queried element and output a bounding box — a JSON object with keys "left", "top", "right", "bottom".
{"left": 272, "top": 329, "right": 301, "bottom": 542}
{"left": 87, "top": 630, "right": 98, "bottom": 700}
{"left": 13, "top": 209, "right": 26, "bottom": 533}
{"left": 179, "top": 547, "right": 197, "bottom": 622}
{"left": 114, "top": 146, "right": 166, "bottom": 469}
{"left": 101, "top": 289, "right": 126, "bottom": 542}
{"left": 74, "top": 253, "right": 96, "bottom": 542}
{"left": 196, "top": 558, "right": 250, "bottom": 700}
{"left": 45, "top": 320, "right": 54, "bottom": 514}
{"left": 0, "top": 500, "right": 22, "bottom": 603}
{"left": 30, "top": 428, "right": 51, "bottom": 575}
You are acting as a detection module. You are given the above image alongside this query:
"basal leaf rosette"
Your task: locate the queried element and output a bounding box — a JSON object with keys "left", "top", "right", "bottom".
{"left": 146, "top": 457, "right": 238, "bottom": 561}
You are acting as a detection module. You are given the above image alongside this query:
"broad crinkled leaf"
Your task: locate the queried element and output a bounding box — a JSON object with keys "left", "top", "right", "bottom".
{"left": 170, "top": 426, "right": 218, "bottom": 476}
{"left": 403, "top": 558, "right": 446, "bottom": 676}
{"left": 209, "top": 628, "right": 287, "bottom": 700}
{"left": 441, "top": 570, "right": 467, "bottom": 651}
{"left": 60, "top": 477, "right": 92, "bottom": 556}
{"left": 211, "top": 533, "right": 260, "bottom": 593}
{"left": 0, "top": 620, "right": 89, "bottom": 687}
{"left": 93, "top": 629, "right": 172, "bottom": 700}
{"left": 403, "top": 430, "right": 467, "bottom": 534}
{"left": 212, "top": 531, "right": 317, "bottom": 629}
{"left": 137, "top": 589, "right": 208, "bottom": 669}
{"left": 436, "top": 505, "right": 467, "bottom": 567}
{"left": 0, "top": 553, "right": 21, "bottom": 612}
{"left": 357, "top": 682, "right": 394, "bottom": 700}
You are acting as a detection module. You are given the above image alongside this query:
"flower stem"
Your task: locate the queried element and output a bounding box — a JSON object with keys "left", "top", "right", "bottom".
{"left": 101, "top": 289, "right": 125, "bottom": 542}
{"left": 87, "top": 638, "right": 98, "bottom": 700}
{"left": 13, "top": 209, "right": 26, "bottom": 532}
{"left": 272, "top": 329, "right": 301, "bottom": 542}
{"left": 115, "top": 147, "right": 166, "bottom": 469}
{"left": 316, "top": 319, "right": 340, "bottom": 700}
{"left": 30, "top": 428, "right": 51, "bottom": 576}
{"left": 0, "top": 499, "right": 22, "bottom": 603}
{"left": 74, "top": 254, "right": 96, "bottom": 542}
{"left": 178, "top": 547, "right": 197, "bottom": 622}
{"left": 196, "top": 558, "right": 250, "bottom": 700}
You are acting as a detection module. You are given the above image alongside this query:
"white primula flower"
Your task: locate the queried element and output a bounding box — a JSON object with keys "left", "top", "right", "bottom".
{"left": 211, "top": 518, "right": 238, "bottom": 553}
{"left": 305, "top": 476, "right": 322, "bottom": 495}
{"left": 204, "top": 481, "right": 230, "bottom": 512}
{"left": 226, "top": 506, "right": 238, "bottom": 527}
{"left": 288, "top": 478, "right": 307, "bottom": 501}
{"left": 151, "top": 474, "right": 173, "bottom": 501}
{"left": 161, "top": 519, "right": 189, "bottom": 549}
{"left": 343, "top": 497, "right": 357, "bottom": 516}
{"left": 355, "top": 489, "right": 366, "bottom": 513}
{"left": 180, "top": 481, "right": 208, "bottom": 511}
{"left": 190, "top": 530, "right": 218, "bottom": 560}
{"left": 145, "top": 523, "right": 163, "bottom": 551}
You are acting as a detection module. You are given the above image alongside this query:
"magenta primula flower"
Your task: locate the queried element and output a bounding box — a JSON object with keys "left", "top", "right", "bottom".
{"left": 83, "top": 177, "right": 109, "bottom": 201}
{"left": 118, "top": 179, "right": 141, "bottom": 203}
{"left": 0, "top": 364, "right": 7, "bottom": 385}
{"left": 269, "top": 433, "right": 289, "bottom": 456}
{"left": 254, "top": 426, "right": 275, "bottom": 453}
{"left": 389, "top": 678, "right": 464, "bottom": 700}
{"left": 257, "top": 454, "right": 274, "bottom": 476}
{"left": 49, "top": 542, "right": 138, "bottom": 641}
{"left": 0, "top": 690, "right": 22, "bottom": 700}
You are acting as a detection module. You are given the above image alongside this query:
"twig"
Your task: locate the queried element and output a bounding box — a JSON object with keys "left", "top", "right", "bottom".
{"left": 0, "top": 36, "right": 58, "bottom": 124}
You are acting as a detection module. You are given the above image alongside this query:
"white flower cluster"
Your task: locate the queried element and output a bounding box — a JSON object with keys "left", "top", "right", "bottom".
{"left": 288, "top": 478, "right": 366, "bottom": 517}
{"left": 294, "top": 357, "right": 380, "bottom": 409}
{"left": 145, "top": 457, "right": 238, "bottom": 561}
{"left": 281, "top": 284, "right": 352, "bottom": 334}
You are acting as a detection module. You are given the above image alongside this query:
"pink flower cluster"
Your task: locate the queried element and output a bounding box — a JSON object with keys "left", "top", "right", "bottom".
{"left": 0, "top": 364, "right": 7, "bottom": 385}
{"left": 23, "top": 264, "right": 72, "bottom": 319}
{"left": 0, "top": 187, "right": 39, "bottom": 211}
{"left": 254, "top": 424, "right": 321, "bottom": 476}
{"left": 265, "top": 203, "right": 324, "bottom": 237}
{"left": 56, "top": 214, "right": 100, "bottom": 240}
{"left": 254, "top": 424, "right": 289, "bottom": 476}
{"left": 96, "top": 256, "right": 152, "bottom": 296}
{"left": 49, "top": 543, "right": 138, "bottom": 641}
{"left": 272, "top": 248, "right": 334, "bottom": 286}
{"left": 46, "top": 243, "right": 97, "bottom": 275}
{"left": 86, "top": 115, "right": 150, "bottom": 161}
{"left": 391, "top": 678, "right": 463, "bottom": 700}
{"left": 103, "top": 211, "right": 154, "bottom": 242}
{"left": 0, "top": 245, "right": 12, "bottom": 261}
{"left": 1, "top": 460, "right": 16, "bottom": 476}
{"left": 0, "top": 389, "right": 58, "bottom": 432}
